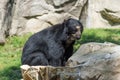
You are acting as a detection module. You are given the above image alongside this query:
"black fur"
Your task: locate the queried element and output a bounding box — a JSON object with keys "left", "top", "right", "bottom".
{"left": 21, "top": 18, "right": 83, "bottom": 66}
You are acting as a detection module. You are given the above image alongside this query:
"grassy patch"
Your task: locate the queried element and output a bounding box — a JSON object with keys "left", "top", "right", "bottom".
{"left": 0, "top": 33, "right": 31, "bottom": 80}
{"left": 74, "top": 28, "right": 120, "bottom": 51}
{"left": 0, "top": 29, "right": 120, "bottom": 80}
{"left": 81, "top": 28, "right": 120, "bottom": 44}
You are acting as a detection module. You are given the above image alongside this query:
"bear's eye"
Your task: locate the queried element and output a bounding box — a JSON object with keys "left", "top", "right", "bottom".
{"left": 74, "top": 29, "right": 77, "bottom": 32}
{"left": 71, "top": 29, "right": 77, "bottom": 34}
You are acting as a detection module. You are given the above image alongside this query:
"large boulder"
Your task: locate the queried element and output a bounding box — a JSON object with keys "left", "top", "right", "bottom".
{"left": 67, "top": 42, "right": 120, "bottom": 80}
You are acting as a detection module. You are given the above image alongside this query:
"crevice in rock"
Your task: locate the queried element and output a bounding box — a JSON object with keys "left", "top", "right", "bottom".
{"left": 24, "top": 15, "right": 43, "bottom": 19}
{"left": 79, "top": 0, "right": 88, "bottom": 20}
{"left": 53, "top": 0, "right": 77, "bottom": 8}
{"left": 1, "top": 0, "right": 16, "bottom": 37}
{"left": 100, "top": 9, "right": 120, "bottom": 26}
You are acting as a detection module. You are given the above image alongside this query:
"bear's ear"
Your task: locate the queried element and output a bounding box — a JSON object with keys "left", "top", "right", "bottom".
{"left": 63, "top": 18, "right": 71, "bottom": 28}
{"left": 63, "top": 17, "right": 71, "bottom": 23}
{"left": 63, "top": 17, "right": 78, "bottom": 27}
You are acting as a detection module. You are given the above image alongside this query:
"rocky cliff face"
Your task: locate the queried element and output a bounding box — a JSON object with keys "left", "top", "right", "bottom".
{"left": 0, "top": 0, "right": 120, "bottom": 44}
{"left": 86, "top": 0, "right": 120, "bottom": 28}
{"left": 0, "top": 0, "right": 87, "bottom": 44}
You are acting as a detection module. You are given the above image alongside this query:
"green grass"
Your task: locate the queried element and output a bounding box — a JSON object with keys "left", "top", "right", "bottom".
{"left": 0, "top": 33, "right": 31, "bottom": 80}
{"left": 0, "top": 29, "right": 120, "bottom": 80}
{"left": 74, "top": 28, "right": 120, "bottom": 51}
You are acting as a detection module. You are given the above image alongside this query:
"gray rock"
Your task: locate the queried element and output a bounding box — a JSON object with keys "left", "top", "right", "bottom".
{"left": 66, "top": 42, "right": 120, "bottom": 80}
{"left": 86, "top": 0, "right": 120, "bottom": 28}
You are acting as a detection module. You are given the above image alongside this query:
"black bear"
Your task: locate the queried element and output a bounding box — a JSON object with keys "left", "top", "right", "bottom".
{"left": 21, "top": 18, "right": 83, "bottom": 66}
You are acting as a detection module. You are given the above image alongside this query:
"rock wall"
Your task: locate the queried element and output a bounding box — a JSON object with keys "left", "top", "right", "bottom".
{"left": 16, "top": 0, "right": 87, "bottom": 35}
{"left": 86, "top": 0, "right": 120, "bottom": 28}
{"left": 0, "top": 0, "right": 120, "bottom": 44}
{"left": 0, "top": 0, "right": 88, "bottom": 44}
